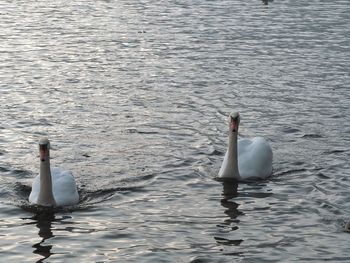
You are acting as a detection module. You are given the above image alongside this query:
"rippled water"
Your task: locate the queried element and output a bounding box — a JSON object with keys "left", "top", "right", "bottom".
{"left": 1, "top": 0, "right": 350, "bottom": 262}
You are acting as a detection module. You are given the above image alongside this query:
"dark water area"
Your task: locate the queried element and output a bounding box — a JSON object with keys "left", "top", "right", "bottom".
{"left": 1, "top": 0, "right": 350, "bottom": 262}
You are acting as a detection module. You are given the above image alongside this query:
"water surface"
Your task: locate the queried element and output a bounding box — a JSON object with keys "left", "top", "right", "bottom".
{"left": 1, "top": 0, "right": 350, "bottom": 262}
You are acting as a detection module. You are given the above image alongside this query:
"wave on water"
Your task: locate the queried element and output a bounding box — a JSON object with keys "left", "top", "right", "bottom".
{"left": 0, "top": 165, "right": 156, "bottom": 213}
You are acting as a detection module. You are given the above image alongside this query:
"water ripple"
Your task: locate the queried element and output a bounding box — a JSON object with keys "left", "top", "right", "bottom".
{"left": 1, "top": 0, "right": 350, "bottom": 261}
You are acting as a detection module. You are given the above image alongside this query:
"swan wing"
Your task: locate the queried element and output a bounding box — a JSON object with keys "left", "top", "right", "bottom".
{"left": 28, "top": 175, "right": 40, "bottom": 204}
{"left": 51, "top": 167, "right": 79, "bottom": 206}
{"left": 218, "top": 149, "right": 229, "bottom": 177}
{"left": 238, "top": 137, "right": 273, "bottom": 179}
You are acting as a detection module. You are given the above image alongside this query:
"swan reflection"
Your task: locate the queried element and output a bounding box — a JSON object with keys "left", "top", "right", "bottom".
{"left": 222, "top": 179, "right": 239, "bottom": 200}
{"left": 32, "top": 212, "right": 55, "bottom": 262}
{"left": 221, "top": 179, "right": 243, "bottom": 223}
{"left": 262, "top": 0, "right": 274, "bottom": 5}
{"left": 215, "top": 179, "right": 244, "bottom": 246}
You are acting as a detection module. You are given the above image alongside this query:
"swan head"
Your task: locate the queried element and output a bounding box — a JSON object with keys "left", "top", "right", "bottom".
{"left": 39, "top": 138, "right": 50, "bottom": 162}
{"left": 229, "top": 112, "right": 240, "bottom": 133}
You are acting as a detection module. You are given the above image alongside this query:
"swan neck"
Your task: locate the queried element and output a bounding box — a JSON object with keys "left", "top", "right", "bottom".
{"left": 38, "top": 158, "right": 56, "bottom": 206}
{"left": 228, "top": 132, "right": 240, "bottom": 178}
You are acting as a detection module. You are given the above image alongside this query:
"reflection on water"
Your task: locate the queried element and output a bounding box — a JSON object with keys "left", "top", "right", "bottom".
{"left": 215, "top": 179, "right": 243, "bottom": 246}
{"left": 220, "top": 179, "right": 242, "bottom": 225}
{"left": 22, "top": 211, "right": 76, "bottom": 263}
{"left": 216, "top": 179, "right": 275, "bottom": 250}
{"left": 221, "top": 179, "right": 239, "bottom": 200}
{"left": 261, "top": 0, "right": 274, "bottom": 5}
{"left": 32, "top": 212, "right": 55, "bottom": 263}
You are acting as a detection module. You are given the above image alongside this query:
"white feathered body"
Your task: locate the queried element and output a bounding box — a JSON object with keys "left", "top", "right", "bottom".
{"left": 29, "top": 167, "right": 79, "bottom": 206}
{"left": 219, "top": 137, "right": 273, "bottom": 179}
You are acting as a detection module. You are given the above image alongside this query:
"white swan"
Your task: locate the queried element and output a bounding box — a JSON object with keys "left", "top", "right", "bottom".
{"left": 218, "top": 112, "right": 273, "bottom": 180}
{"left": 29, "top": 138, "right": 79, "bottom": 207}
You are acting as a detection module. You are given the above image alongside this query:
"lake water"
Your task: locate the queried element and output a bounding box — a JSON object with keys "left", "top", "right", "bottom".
{"left": 1, "top": 0, "right": 350, "bottom": 262}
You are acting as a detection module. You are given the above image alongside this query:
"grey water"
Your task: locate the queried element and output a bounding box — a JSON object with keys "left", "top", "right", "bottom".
{"left": 0, "top": 0, "right": 350, "bottom": 262}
